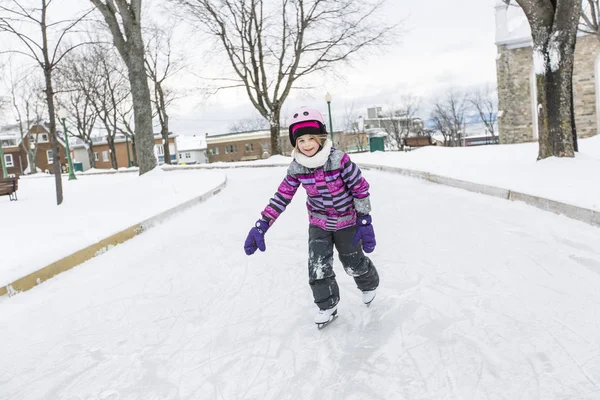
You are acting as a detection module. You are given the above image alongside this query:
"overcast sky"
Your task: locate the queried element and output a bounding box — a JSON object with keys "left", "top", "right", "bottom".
{"left": 0, "top": 0, "right": 499, "bottom": 136}
{"left": 167, "top": 0, "right": 499, "bottom": 135}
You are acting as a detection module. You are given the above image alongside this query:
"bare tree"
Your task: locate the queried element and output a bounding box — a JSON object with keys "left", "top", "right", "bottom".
{"left": 580, "top": 1, "right": 600, "bottom": 38}
{"left": 55, "top": 50, "right": 101, "bottom": 169}
{"left": 337, "top": 102, "right": 367, "bottom": 153}
{"left": 2, "top": 62, "right": 46, "bottom": 174}
{"left": 90, "top": 0, "right": 157, "bottom": 174}
{"left": 173, "top": 0, "right": 396, "bottom": 155}
{"left": 506, "top": 0, "right": 582, "bottom": 158}
{"left": 0, "top": 0, "right": 93, "bottom": 204}
{"left": 430, "top": 91, "right": 467, "bottom": 147}
{"left": 91, "top": 49, "right": 131, "bottom": 169}
{"left": 144, "top": 24, "right": 186, "bottom": 165}
{"left": 382, "top": 95, "right": 420, "bottom": 151}
{"left": 468, "top": 87, "right": 498, "bottom": 138}
{"left": 227, "top": 116, "right": 270, "bottom": 133}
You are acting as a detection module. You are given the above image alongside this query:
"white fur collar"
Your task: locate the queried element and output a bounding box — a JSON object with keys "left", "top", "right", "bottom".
{"left": 292, "top": 139, "right": 332, "bottom": 168}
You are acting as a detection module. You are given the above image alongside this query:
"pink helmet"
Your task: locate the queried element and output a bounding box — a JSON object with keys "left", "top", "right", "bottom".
{"left": 287, "top": 106, "right": 328, "bottom": 146}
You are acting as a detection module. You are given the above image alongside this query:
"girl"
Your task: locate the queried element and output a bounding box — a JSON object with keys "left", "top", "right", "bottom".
{"left": 244, "top": 106, "right": 379, "bottom": 326}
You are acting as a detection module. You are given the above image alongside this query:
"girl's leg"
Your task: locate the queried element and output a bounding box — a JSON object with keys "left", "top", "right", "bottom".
{"left": 308, "top": 225, "right": 339, "bottom": 310}
{"left": 333, "top": 226, "right": 379, "bottom": 292}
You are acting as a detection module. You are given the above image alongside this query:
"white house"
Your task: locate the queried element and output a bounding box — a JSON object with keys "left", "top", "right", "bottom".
{"left": 176, "top": 135, "right": 208, "bottom": 165}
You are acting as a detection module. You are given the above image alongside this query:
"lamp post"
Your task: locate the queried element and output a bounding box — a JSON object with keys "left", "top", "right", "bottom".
{"left": 325, "top": 92, "right": 334, "bottom": 143}
{"left": 0, "top": 137, "right": 7, "bottom": 178}
{"left": 57, "top": 108, "right": 77, "bottom": 181}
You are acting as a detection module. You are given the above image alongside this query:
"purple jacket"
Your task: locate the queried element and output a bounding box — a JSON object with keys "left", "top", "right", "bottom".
{"left": 261, "top": 148, "right": 371, "bottom": 231}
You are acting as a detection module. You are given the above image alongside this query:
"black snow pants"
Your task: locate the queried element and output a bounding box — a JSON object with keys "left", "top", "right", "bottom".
{"left": 308, "top": 225, "right": 379, "bottom": 310}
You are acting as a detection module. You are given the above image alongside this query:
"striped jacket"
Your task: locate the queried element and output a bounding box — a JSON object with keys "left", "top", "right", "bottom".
{"left": 261, "top": 148, "right": 371, "bottom": 231}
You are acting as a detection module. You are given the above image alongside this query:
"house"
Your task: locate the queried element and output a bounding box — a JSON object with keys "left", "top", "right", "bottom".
{"left": 71, "top": 134, "right": 177, "bottom": 171}
{"left": 176, "top": 135, "right": 208, "bottom": 165}
{"left": 0, "top": 123, "right": 67, "bottom": 176}
{"left": 495, "top": 1, "right": 599, "bottom": 143}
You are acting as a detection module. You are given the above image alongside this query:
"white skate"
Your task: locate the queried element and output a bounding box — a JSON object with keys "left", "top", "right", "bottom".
{"left": 362, "top": 290, "right": 376, "bottom": 306}
{"left": 315, "top": 306, "right": 338, "bottom": 329}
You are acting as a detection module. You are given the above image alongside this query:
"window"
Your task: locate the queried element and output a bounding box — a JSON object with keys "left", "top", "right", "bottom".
{"left": 41, "top": 134, "right": 49, "bottom": 142}
{"left": 245, "top": 143, "right": 254, "bottom": 152}
{"left": 102, "top": 151, "right": 109, "bottom": 162}
{"left": 179, "top": 153, "right": 182, "bottom": 159}
{"left": 156, "top": 145, "right": 164, "bottom": 155}
{"left": 185, "top": 152, "right": 191, "bottom": 159}
{"left": 4, "top": 154, "right": 13, "bottom": 167}
{"left": 47, "top": 149, "right": 53, "bottom": 163}
{"left": 225, "top": 144, "right": 237, "bottom": 154}
{"left": 209, "top": 147, "right": 220, "bottom": 155}
{"left": 94, "top": 152, "right": 99, "bottom": 161}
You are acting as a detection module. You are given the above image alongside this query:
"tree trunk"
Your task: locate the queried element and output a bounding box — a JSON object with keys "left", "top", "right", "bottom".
{"left": 107, "top": 136, "right": 118, "bottom": 169}
{"left": 44, "top": 67, "right": 63, "bottom": 205}
{"left": 269, "top": 108, "right": 282, "bottom": 155}
{"left": 127, "top": 54, "right": 156, "bottom": 173}
{"left": 91, "top": 0, "right": 156, "bottom": 174}
{"left": 27, "top": 151, "right": 36, "bottom": 174}
{"left": 87, "top": 142, "right": 96, "bottom": 169}
{"left": 533, "top": 41, "right": 576, "bottom": 159}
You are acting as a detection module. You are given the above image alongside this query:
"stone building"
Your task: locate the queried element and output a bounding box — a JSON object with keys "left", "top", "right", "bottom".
{"left": 495, "top": 1, "right": 599, "bottom": 143}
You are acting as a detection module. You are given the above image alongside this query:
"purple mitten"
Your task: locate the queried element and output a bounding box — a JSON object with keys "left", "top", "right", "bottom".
{"left": 244, "top": 219, "right": 270, "bottom": 255}
{"left": 352, "top": 215, "right": 376, "bottom": 253}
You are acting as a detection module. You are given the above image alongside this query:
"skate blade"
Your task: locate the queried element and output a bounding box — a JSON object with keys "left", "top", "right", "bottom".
{"left": 364, "top": 292, "right": 377, "bottom": 307}
{"left": 316, "top": 311, "right": 338, "bottom": 330}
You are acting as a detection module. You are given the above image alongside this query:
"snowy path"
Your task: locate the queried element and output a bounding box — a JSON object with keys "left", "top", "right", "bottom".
{"left": 2, "top": 167, "right": 600, "bottom": 399}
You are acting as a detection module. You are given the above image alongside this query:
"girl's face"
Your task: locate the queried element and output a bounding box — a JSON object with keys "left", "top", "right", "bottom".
{"left": 297, "top": 136, "right": 321, "bottom": 157}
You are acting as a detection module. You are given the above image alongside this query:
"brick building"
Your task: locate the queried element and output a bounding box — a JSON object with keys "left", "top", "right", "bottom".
{"left": 0, "top": 123, "right": 67, "bottom": 176}
{"left": 495, "top": 1, "right": 599, "bottom": 144}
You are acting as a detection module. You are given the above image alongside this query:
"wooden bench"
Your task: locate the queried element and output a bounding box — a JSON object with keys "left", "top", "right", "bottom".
{"left": 404, "top": 136, "right": 434, "bottom": 151}
{"left": 0, "top": 176, "right": 19, "bottom": 201}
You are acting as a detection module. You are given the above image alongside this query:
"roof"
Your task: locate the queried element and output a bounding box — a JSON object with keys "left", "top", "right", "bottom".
{"left": 176, "top": 135, "right": 207, "bottom": 151}
{"left": 206, "top": 129, "right": 286, "bottom": 144}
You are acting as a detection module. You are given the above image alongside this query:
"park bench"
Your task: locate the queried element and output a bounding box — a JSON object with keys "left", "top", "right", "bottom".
{"left": 0, "top": 176, "right": 19, "bottom": 201}
{"left": 404, "top": 136, "right": 434, "bottom": 151}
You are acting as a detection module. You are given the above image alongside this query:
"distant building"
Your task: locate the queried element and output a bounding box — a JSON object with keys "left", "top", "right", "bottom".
{"left": 495, "top": 1, "right": 599, "bottom": 143}
{"left": 176, "top": 135, "right": 208, "bottom": 165}
{"left": 0, "top": 123, "right": 67, "bottom": 176}
{"left": 71, "top": 134, "right": 177, "bottom": 171}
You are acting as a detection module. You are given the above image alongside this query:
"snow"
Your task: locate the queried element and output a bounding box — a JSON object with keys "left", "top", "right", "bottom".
{"left": 1, "top": 138, "right": 600, "bottom": 398}
{"left": 0, "top": 168, "right": 226, "bottom": 286}
{"left": 176, "top": 135, "right": 207, "bottom": 151}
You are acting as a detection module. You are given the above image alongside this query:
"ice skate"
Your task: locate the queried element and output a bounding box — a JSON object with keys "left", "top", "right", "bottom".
{"left": 362, "top": 290, "right": 376, "bottom": 306}
{"left": 315, "top": 306, "right": 338, "bottom": 329}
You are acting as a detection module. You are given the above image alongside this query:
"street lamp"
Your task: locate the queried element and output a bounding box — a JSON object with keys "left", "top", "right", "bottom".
{"left": 57, "top": 108, "right": 77, "bottom": 181}
{"left": 325, "top": 92, "right": 334, "bottom": 143}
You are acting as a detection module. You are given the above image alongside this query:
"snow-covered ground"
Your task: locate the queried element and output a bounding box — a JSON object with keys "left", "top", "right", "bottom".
{"left": 0, "top": 169, "right": 226, "bottom": 286}
{"left": 351, "top": 135, "right": 600, "bottom": 212}
{"left": 2, "top": 163, "right": 600, "bottom": 398}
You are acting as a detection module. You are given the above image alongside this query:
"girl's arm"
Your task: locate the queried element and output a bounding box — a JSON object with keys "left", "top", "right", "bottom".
{"left": 340, "top": 153, "right": 371, "bottom": 215}
{"left": 261, "top": 173, "right": 300, "bottom": 225}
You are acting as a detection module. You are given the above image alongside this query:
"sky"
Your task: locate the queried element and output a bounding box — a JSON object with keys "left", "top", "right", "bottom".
{"left": 167, "top": 0, "right": 500, "bottom": 135}
{"left": 1, "top": 135, "right": 600, "bottom": 398}
{"left": 0, "top": 0, "right": 500, "bottom": 136}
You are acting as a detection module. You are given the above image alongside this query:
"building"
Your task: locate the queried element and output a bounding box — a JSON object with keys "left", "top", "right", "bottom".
{"left": 176, "top": 135, "right": 208, "bottom": 165}
{"left": 495, "top": 1, "right": 599, "bottom": 143}
{"left": 71, "top": 134, "right": 177, "bottom": 171}
{"left": 206, "top": 130, "right": 286, "bottom": 163}
{"left": 205, "top": 128, "right": 366, "bottom": 163}
{"left": 0, "top": 123, "right": 67, "bottom": 176}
